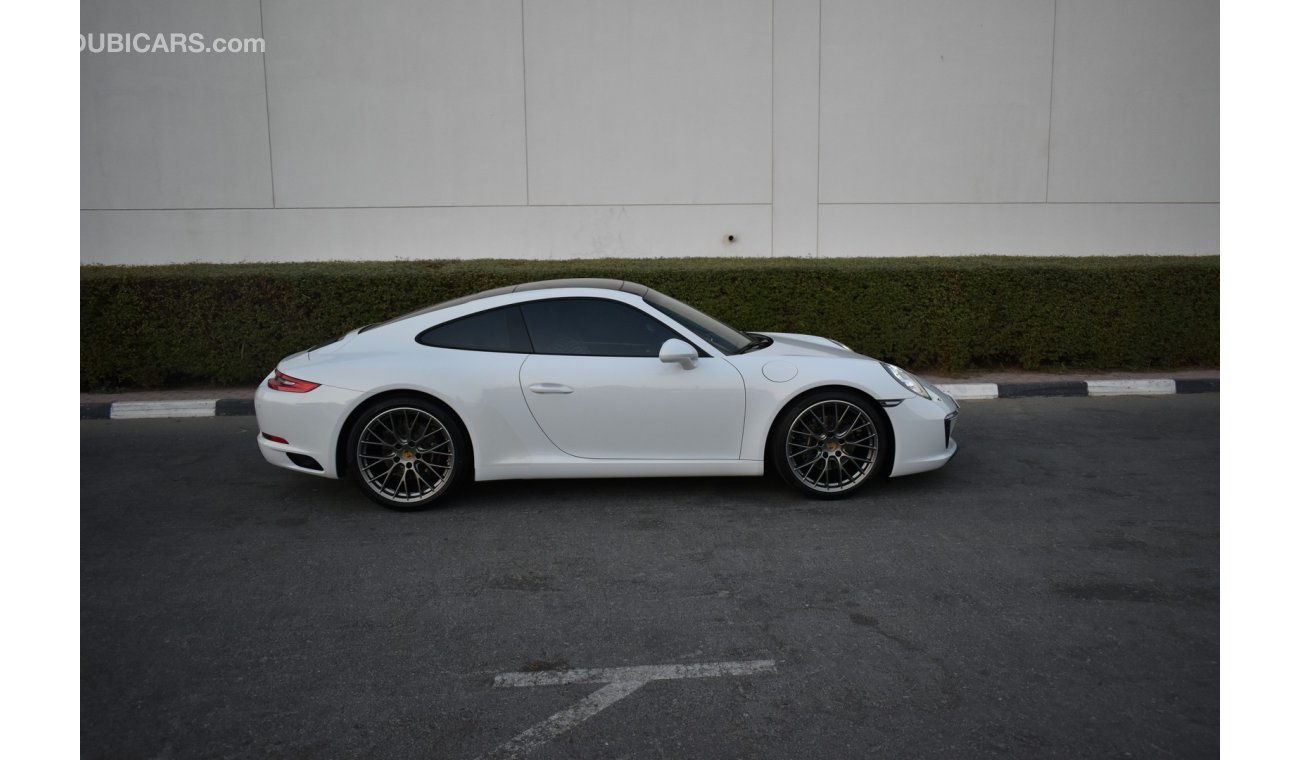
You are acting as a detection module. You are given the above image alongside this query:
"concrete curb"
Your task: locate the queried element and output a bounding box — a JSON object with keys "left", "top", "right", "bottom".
{"left": 81, "top": 378, "right": 1218, "bottom": 420}
{"left": 81, "top": 398, "right": 254, "bottom": 420}
{"left": 934, "top": 377, "right": 1217, "bottom": 401}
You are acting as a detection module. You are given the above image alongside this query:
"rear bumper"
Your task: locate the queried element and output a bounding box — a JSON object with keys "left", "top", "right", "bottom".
{"left": 254, "top": 375, "right": 360, "bottom": 479}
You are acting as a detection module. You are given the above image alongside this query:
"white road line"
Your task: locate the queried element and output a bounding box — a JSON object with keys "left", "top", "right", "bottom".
{"left": 493, "top": 659, "right": 778, "bottom": 688}
{"left": 475, "top": 680, "right": 645, "bottom": 760}
{"left": 110, "top": 400, "right": 217, "bottom": 419}
{"left": 935, "top": 383, "right": 999, "bottom": 400}
{"left": 1086, "top": 379, "right": 1177, "bottom": 396}
{"left": 478, "top": 660, "right": 777, "bottom": 760}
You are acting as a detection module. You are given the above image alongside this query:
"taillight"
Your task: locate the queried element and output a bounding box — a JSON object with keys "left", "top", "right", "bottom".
{"left": 267, "top": 369, "right": 320, "bottom": 393}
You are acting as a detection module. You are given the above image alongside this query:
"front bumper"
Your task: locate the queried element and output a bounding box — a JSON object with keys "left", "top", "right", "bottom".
{"left": 887, "top": 381, "right": 960, "bottom": 477}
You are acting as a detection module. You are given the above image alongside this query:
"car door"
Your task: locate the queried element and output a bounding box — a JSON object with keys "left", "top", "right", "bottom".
{"left": 517, "top": 297, "right": 746, "bottom": 460}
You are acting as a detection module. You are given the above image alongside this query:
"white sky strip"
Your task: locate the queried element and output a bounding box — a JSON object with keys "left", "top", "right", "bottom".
{"left": 478, "top": 660, "right": 777, "bottom": 760}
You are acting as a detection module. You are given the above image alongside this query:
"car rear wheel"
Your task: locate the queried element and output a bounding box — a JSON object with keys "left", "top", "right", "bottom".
{"left": 771, "top": 391, "right": 889, "bottom": 499}
{"left": 347, "top": 397, "right": 467, "bottom": 511}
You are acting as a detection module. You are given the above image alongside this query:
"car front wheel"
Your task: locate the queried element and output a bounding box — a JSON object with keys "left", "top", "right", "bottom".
{"left": 771, "top": 391, "right": 889, "bottom": 499}
{"left": 346, "top": 397, "right": 467, "bottom": 511}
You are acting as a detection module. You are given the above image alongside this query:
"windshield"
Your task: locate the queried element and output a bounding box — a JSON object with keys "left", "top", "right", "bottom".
{"left": 643, "top": 289, "right": 753, "bottom": 355}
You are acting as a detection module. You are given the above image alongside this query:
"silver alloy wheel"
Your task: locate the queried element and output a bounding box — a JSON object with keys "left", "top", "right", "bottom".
{"left": 356, "top": 406, "right": 455, "bottom": 505}
{"left": 784, "top": 399, "right": 879, "bottom": 494}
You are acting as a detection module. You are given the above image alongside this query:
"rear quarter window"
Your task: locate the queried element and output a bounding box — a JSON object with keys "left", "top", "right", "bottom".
{"left": 416, "top": 305, "right": 533, "bottom": 353}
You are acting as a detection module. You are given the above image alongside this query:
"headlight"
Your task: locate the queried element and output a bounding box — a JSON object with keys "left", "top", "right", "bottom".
{"left": 883, "top": 363, "right": 931, "bottom": 399}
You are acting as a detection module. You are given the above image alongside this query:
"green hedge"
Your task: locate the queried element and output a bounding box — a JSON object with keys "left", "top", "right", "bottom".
{"left": 80, "top": 256, "right": 1219, "bottom": 391}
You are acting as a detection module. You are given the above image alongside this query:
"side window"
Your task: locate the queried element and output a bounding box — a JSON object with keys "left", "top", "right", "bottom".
{"left": 520, "top": 298, "right": 680, "bottom": 357}
{"left": 416, "top": 305, "right": 532, "bottom": 353}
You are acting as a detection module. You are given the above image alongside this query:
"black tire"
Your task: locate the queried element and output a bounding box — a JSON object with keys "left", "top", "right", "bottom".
{"left": 769, "top": 390, "right": 890, "bottom": 499}
{"left": 345, "top": 396, "right": 468, "bottom": 511}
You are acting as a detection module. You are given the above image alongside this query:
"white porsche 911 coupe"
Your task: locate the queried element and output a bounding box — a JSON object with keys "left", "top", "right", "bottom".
{"left": 255, "top": 279, "right": 959, "bottom": 510}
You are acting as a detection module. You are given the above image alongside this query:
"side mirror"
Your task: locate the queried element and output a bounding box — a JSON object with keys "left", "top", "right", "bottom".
{"left": 658, "top": 338, "right": 699, "bottom": 369}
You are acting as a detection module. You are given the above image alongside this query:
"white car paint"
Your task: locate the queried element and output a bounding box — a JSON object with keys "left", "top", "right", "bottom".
{"left": 519, "top": 353, "right": 746, "bottom": 459}
{"left": 254, "top": 280, "right": 958, "bottom": 496}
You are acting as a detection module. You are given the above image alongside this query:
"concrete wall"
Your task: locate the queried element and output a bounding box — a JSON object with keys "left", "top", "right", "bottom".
{"left": 80, "top": 0, "right": 1218, "bottom": 264}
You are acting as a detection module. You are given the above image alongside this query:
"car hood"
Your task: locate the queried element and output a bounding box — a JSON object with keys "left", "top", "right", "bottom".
{"left": 752, "top": 332, "right": 870, "bottom": 360}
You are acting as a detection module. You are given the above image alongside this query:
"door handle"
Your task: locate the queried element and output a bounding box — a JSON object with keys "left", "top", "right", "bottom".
{"left": 528, "top": 383, "right": 574, "bottom": 395}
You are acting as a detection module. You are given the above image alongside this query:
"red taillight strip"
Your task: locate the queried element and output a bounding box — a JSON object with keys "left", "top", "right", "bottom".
{"left": 261, "top": 432, "right": 289, "bottom": 444}
{"left": 267, "top": 369, "right": 320, "bottom": 393}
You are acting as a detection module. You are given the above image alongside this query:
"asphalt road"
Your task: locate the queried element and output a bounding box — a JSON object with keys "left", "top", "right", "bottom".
{"left": 81, "top": 396, "right": 1219, "bottom": 759}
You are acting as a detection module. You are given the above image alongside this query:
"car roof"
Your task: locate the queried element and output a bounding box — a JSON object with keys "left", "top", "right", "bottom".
{"left": 359, "top": 278, "right": 651, "bottom": 333}
{"left": 449, "top": 278, "right": 649, "bottom": 306}
{"left": 513, "top": 278, "right": 649, "bottom": 296}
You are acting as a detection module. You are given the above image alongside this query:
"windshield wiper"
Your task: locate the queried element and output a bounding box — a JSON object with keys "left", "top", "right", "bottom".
{"left": 736, "top": 333, "right": 773, "bottom": 354}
